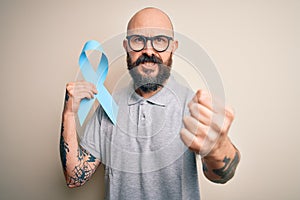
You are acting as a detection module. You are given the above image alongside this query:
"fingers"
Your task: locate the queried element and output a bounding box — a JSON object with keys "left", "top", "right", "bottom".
{"left": 225, "top": 106, "right": 235, "bottom": 121}
{"left": 188, "top": 102, "right": 213, "bottom": 125}
{"left": 180, "top": 126, "right": 218, "bottom": 156}
{"left": 191, "top": 90, "right": 225, "bottom": 114}
{"left": 183, "top": 116, "right": 209, "bottom": 138}
{"left": 191, "top": 90, "right": 213, "bottom": 111}
{"left": 66, "top": 81, "right": 98, "bottom": 100}
{"left": 221, "top": 106, "right": 235, "bottom": 133}
{"left": 182, "top": 115, "right": 218, "bottom": 146}
{"left": 189, "top": 90, "right": 235, "bottom": 132}
{"left": 181, "top": 90, "right": 236, "bottom": 155}
{"left": 181, "top": 115, "right": 210, "bottom": 155}
{"left": 180, "top": 128, "right": 200, "bottom": 153}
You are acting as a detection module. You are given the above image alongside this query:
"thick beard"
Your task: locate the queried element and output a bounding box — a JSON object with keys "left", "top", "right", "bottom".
{"left": 127, "top": 53, "right": 173, "bottom": 93}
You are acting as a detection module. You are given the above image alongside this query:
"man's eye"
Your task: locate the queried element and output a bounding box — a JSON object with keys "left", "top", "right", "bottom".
{"left": 133, "top": 37, "right": 143, "bottom": 43}
{"left": 154, "top": 37, "right": 167, "bottom": 43}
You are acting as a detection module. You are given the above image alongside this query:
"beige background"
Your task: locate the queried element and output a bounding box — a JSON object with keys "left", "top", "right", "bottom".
{"left": 1, "top": 0, "right": 299, "bottom": 199}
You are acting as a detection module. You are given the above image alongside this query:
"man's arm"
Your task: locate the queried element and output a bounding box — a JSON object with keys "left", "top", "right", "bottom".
{"left": 201, "top": 138, "right": 240, "bottom": 184}
{"left": 60, "top": 81, "right": 100, "bottom": 188}
{"left": 180, "top": 90, "right": 240, "bottom": 183}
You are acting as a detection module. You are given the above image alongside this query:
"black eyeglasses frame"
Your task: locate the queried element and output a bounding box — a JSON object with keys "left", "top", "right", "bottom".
{"left": 126, "top": 34, "right": 174, "bottom": 53}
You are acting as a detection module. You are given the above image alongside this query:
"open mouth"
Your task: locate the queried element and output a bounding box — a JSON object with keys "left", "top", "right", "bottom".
{"left": 140, "top": 62, "right": 158, "bottom": 74}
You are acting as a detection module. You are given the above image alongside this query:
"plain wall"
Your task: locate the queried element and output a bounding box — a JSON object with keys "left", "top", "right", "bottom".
{"left": 0, "top": 0, "right": 299, "bottom": 199}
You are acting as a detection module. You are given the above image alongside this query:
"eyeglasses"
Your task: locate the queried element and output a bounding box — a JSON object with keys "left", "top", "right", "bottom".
{"left": 126, "top": 35, "right": 173, "bottom": 52}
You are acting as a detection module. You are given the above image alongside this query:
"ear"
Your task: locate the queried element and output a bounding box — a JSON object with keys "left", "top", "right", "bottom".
{"left": 123, "top": 39, "right": 128, "bottom": 51}
{"left": 171, "top": 40, "right": 178, "bottom": 53}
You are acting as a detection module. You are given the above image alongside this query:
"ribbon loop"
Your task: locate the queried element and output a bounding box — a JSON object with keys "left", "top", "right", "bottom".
{"left": 78, "top": 40, "right": 118, "bottom": 125}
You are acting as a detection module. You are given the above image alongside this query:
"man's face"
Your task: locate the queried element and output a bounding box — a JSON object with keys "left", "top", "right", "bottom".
{"left": 124, "top": 29, "right": 176, "bottom": 92}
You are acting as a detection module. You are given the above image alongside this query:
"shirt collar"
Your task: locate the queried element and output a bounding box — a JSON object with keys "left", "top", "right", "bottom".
{"left": 127, "top": 76, "right": 178, "bottom": 107}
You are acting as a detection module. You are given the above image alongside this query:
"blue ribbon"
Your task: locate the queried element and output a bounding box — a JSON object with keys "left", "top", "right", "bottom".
{"left": 78, "top": 40, "right": 118, "bottom": 125}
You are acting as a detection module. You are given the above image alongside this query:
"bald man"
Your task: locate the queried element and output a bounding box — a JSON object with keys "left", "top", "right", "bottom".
{"left": 60, "top": 7, "right": 240, "bottom": 200}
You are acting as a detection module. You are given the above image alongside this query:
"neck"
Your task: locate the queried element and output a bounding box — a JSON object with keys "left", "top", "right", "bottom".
{"left": 135, "top": 78, "right": 169, "bottom": 99}
{"left": 135, "top": 86, "right": 163, "bottom": 99}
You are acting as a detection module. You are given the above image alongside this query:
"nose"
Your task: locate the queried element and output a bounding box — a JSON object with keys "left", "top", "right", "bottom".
{"left": 142, "top": 40, "right": 155, "bottom": 56}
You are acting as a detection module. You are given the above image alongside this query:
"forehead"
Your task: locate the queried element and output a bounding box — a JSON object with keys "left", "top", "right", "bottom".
{"left": 127, "top": 28, "right": 173, "bottom": 37}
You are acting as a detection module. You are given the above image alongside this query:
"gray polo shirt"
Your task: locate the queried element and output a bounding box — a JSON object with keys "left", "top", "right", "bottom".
{"left": 80, "top": 76, "right": 201, "bottom": 200}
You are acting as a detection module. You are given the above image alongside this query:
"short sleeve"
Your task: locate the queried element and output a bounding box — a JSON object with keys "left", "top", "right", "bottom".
{"left": 79, "top": 106, "right": 102, "bottom": 160}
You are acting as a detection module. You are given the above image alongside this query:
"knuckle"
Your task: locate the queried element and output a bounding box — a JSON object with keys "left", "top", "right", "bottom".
{"left": 189, "top": 103, "right": 198, "bottom": 114}
{"left": 179, "top": 128, "right": 185, "bottom": 138}
{"left": 189, "top": 102, "right": 197, "bottom": 111}
{"left": 194, "top": 121, "right": 203, "bottom": 135}
{"left": 225, "top": 107, "right": 235, "bottom": 120}
{"left": 187, "top": 100, "right": 193, "bottom": 108}
{"left": 195, "top": 90, "right": 202, "bottom": 100}
{"left": 196, "top": 89, "right": 203, "bottom": 96}
{"left": 189, "top": 138, "right": 200, "bottom": 152}
{"left": 197, "top": 89, "right": 208, "bottom": 98}
{"left": 229, "top": 111, "right": 235, "bottom": 121}
{"left": 66, "top": 82, "right": 72, "bottom": 90}
{"left": 66, "top": 83, "right": 75, "bottom": 95}
{"left": 203, "top": 125, "right": 210, "bottom": 135}
{"left": 183, "top": 116, "right": 189, "bottom": 124}
{"left": 193, "top": 137, "right": 201, "bottom": 149}
{"left": 86, "top": 92, "right": 91, "bottom": 99}
{"left": 207, "top": 115, "right": 213, "bottom": 125}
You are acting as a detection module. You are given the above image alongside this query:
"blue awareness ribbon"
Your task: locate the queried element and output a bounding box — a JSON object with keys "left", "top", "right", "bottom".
{"left": 78, "top": 40, "right": 118, "bottom": 125}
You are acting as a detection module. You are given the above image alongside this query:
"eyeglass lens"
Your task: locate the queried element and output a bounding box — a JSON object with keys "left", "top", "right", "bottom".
{"left": 128, "top": 35, "right": 172, "bottom": 52}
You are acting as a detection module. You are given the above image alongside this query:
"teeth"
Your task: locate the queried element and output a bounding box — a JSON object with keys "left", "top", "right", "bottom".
{"left": 143, "top": 62, "right": 155, "bottom": 66}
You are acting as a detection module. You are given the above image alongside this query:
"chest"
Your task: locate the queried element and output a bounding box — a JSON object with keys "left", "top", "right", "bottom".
{"left": 99, "top": 100, "right": 189, "bottom": 173}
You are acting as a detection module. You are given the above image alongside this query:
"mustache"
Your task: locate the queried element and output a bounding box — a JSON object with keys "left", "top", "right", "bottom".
{"left": 133, "top": 53, "right": 163, "bottom": 67}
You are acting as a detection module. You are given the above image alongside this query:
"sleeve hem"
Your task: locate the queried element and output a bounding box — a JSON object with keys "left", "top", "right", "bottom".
{"left": 79, "top": 141, "right": 101, "bottom": 161}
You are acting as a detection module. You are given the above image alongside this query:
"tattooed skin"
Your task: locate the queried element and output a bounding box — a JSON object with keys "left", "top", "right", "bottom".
{"left": 60, "top": 90, "right": 98, "bottom": 186}
{"left": 212, "top": 152, "right": 240, "bottom": 183}
{"left": 65, "top": 90, "right": 69, "bottom": 102}
{"left": 60, "top": 123, "right": 69, "bottom": 172}
{"left": 67, "top": 147, "right": 97, "bottom": 187}
{"left": 60, "top": 90, "right": 70, "bottom": 171}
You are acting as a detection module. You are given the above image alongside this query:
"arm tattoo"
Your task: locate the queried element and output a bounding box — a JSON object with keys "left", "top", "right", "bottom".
{"left": 212, "top": 152, "right": 240, "bottom": 183}
{"left": 67, "top": 147, "right": 97, "bottom": 187}
{"left": 60, "top": 90, "right": 70, "bottom": 171}
{"left": 60, "top": 123, "right": 69, "bottom": 172}
{"left": 65, "top": 90, "right": 69, "bottom": 102}
{"left": 61, "top": 91, "right": 97, "bottom": 186}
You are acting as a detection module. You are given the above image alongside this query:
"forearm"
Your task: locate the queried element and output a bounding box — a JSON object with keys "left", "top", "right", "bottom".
{"left": 60, "top": 112, "right": 99, "bottom": 187}
{"left": 59, "top": 82, "right": 100, "bottom": 187}
{"left": 201, "top": 138, "right": 240, "bottom": 184}
{"left": 60, "top": 112, "right": 80, "bottom": 177}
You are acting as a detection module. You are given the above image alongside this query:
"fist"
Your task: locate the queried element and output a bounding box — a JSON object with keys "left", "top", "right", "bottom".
{"left": 180, "top": 90, "right": 235, "bottom": 157}
{"left": 63, "top": 81, "right": 98, "bottom": 114}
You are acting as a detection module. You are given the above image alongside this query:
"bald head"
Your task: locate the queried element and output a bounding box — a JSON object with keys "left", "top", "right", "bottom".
{"left": 127, "top": 7, "right": 174, "bottom": 33}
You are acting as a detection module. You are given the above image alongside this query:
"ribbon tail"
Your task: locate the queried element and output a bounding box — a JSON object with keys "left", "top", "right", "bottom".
{"left": 96, "top": 85, "right": 118, "bottom": 125}
{"left": 78, "top": 98, "right": 96, "bottom": 126}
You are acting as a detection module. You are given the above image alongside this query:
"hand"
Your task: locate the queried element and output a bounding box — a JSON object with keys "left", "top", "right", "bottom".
{"left": 63, "top": 81, "right": 98, "bottom": 115}
{"left": 180, "top": 90, "right": 235, "bottom": 157}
